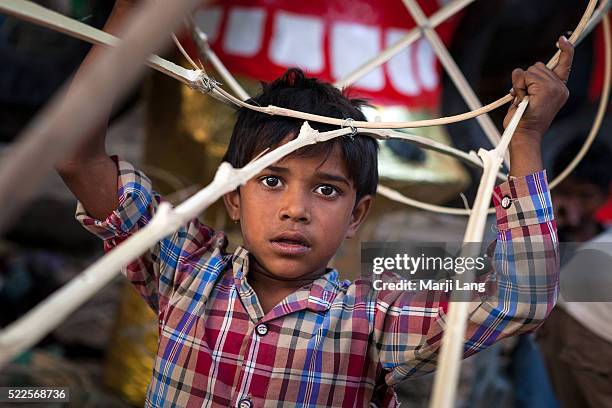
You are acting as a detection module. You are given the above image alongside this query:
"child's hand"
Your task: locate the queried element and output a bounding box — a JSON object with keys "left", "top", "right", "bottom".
{"left": 504, "top": 36, "right": 574, "bottom": 142}
{"left": 504, "top": 36, "right": 574, "bottom": 177}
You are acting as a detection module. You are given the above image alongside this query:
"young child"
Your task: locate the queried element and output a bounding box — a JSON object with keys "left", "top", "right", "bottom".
{"left": 56, "top": 1, "right": 573, "bottom": 406}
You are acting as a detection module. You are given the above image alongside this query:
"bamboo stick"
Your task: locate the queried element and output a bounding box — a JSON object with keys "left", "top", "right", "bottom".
{"left": 0, "top": 0, "right": 196, "bottom": 86}
{"left": 190, "top": 19, "right": 251, "bottom": 101}
{"left": 0, "top": 0, "right": 208, "bottom": 234}
{"left": 428, "top": 1, "right": 599, "bottom": 404}
{"left": 334, "top": 0, "right": 476, "bottom": 89}
{"left": 429, "top": 99, "right": 529, "bottom": 408}
{"left": 578, "top": 0, "right": 611, "bottom": 47}
{"left": 401, "top": 0, "right": 506, "bottom": 165}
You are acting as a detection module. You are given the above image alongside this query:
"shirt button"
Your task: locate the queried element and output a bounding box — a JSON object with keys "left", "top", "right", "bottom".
{"left": 238, "top": 397, "right": 252, "bottom": 408}
{"left": 501, "top": 195, "right": 512, "bottom": 209}
{"left": 256, "top": 323, "right": 268, "bottom": 336}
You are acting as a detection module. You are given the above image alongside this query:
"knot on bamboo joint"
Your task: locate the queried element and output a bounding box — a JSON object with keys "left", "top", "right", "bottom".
{"left": 297, "top": 121, "right": 318, "bottom": 143}
{"left": 341, "top": 118, "right": 357, "bottom": 140}
{"left": 214, "top": 162, "right": 237, "bottom": 185}
{"left": 191, "top": 72, "right": 220, "bottom": 93}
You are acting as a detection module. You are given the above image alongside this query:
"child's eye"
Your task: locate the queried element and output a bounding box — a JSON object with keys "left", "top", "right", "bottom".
{"left": 260, "top": 176, "right": 282, "bottom": 188}
{"left": 315, "top": 185, "right": 339, "bottom": 198}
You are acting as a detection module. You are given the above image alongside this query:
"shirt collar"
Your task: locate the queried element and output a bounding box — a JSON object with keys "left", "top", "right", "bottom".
{"left": 230, "top": 246, "right": 344, "bottom": 320}
{"left": 231, "top": 245, "right": 250, "bottom": 280}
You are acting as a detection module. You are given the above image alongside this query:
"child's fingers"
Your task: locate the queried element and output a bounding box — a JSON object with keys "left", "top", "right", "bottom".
{"left": 511, "top": 68, "right": 527, "bottom": 105}
{"left": 553, "top": 36, "right": 574, "bottom": 83}
{"left": 527, "top": 63, "right": 569, "bottom": 102}
{"left": 533, "top": 62, "right": 559, "bottom": 83}
{"left": 525, "top": 65, "right": 548, "bottom": 88}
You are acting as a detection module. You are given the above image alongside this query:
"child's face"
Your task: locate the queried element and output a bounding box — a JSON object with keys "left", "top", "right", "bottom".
{"left": 224, "top": 144, "right": 372, "bottom": 281}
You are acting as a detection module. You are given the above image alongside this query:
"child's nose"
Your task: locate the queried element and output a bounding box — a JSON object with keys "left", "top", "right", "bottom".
{"left": 278, "top": 189, "right": 311, "bottom": 223}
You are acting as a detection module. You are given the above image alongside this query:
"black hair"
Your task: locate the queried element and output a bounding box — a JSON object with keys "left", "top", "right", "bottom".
{"left": 222, "top": 68, "right": 379, "bottom": 202}
{"left": 552, "top": 137, "right": 612, "bottom": 192}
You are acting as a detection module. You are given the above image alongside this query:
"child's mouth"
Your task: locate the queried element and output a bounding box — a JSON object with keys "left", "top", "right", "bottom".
{"left": 270, "top": 232, "right": 312, "bottom": 255}
{"left": 270, "top": 240, "right": 311, "bottom": 255}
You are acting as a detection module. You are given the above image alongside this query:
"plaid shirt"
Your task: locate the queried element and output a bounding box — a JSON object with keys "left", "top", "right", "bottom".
{"left": 77, "top": 159, "right": 559, "bottom": 407}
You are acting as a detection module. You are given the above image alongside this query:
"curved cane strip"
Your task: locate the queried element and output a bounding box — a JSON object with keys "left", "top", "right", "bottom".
{"left": 0, "top": 0, "right": 598, "bottom": 130}
{"left": 379, "top": 10, "right": 611, "bottom": 216}
{"left": 0, "top": 1, "right": 599, "bottom": 191}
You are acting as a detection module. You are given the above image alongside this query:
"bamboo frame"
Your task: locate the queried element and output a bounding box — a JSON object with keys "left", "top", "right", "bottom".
{"left": 379, "top": 1, "right": 610, "bottom": 217}
{"left": 401, "top": 0, "right": 505, "bottom": 165}
{"left": 0, "top": 3, "right": 606, "bottom": 408}
{"left": 428, "top": 2, "right": 601, "bottom": 406}
{"left": 189, "top": 17, "right": 251, "bottom": 101}
{"left": 334, "top": 0, "right": 476, "bottom": 89}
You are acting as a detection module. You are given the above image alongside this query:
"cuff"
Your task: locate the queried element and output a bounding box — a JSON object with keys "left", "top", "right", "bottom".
{"left": 493, "top": 170, "right": 554, "bottom": 231}
{"left": 75, "top": 157, "right": 155, "bottom": 241}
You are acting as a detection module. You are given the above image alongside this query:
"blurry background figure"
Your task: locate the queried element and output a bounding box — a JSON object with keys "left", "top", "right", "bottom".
{"left": 552, "top": 139, "right": 611, "bottom": 242}
{"left": 537, "top": 138, "right": 612, "bottom": 408}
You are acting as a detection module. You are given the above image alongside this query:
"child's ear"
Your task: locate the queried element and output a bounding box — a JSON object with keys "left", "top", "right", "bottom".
{"left": 346, "top": 195, "right": 373, "bottom": 239}
{"left": 223, "top": 189, "right": 241, "bottom": 222}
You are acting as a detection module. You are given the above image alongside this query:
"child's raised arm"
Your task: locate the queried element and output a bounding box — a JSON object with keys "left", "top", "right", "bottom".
{"left": 372, "top": 38, "right": 574, "bottom": 384}
{"left": 506, "top": 35, "right": 574, "bottom": 177}
{"left": 55, "top": 1, "right": 138, "bottom": 220}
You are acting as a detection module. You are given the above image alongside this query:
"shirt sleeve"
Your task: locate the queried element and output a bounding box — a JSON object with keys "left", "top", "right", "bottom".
{"left": 373, "top": 170, "right": 560, "bottom": 385}
{"left": 76, "top": 158, "right": 226, "bottom": 314}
